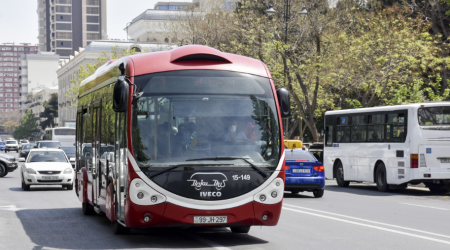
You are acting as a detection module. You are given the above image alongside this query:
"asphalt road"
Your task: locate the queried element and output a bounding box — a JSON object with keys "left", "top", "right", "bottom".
{"left": 1, "top": 150, "right": 450, "bottom": 250}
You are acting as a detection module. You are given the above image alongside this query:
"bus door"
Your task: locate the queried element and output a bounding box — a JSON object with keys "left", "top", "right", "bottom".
{"left": 92, "top": 107, "right": 100, "bottom": 205}
{"left": 115, "top": 113, "right": 127, "bottom": 220}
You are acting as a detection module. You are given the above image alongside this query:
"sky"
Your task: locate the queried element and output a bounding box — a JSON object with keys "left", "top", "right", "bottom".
{"left": 0, "top": 0, "right": 191, "bottom": 44}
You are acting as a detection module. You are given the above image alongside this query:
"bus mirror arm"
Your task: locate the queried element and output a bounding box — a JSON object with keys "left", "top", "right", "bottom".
{"left": 113, "top": 76, "right": 129, "bottom": 112}
{"left": 276, "top": 88, "right": 290, "bottom": 118}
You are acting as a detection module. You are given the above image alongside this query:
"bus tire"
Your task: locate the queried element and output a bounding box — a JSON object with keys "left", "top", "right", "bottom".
{"left": 335, "top": 162, "right": 350, "bottom": 187}
{"left": 428, "top": 184, "right": 450, "bottom": 194}
{"left": 230, "top": 226, "right": 251, "bottom": 233}
{"left": 313, "top": 189, "right": 324, "bottom": 198}
{"left": 375, "top": 163, "right": 390, "bottom": 192}
{"left": 82, "top": 202, "right": 95, "bottom": 215}
{"left": 111, "top": 221, "right": 130, "bottom": 235}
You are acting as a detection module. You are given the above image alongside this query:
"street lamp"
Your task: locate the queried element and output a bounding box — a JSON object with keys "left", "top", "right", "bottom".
{"left": 298, "top": 6, "right": 307, "bottom": 15}
{"left": 265, "top": 4, "right": 276, "bottom": 16}
{"left": 265, "top": 1, "right": 291, "bottom": 44}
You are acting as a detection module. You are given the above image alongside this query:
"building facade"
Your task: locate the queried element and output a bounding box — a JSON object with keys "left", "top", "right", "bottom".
{"left": 57, "top": 40, "right": 175, "bottom": 126}
{"left": 27, "top": 86, "right": 59, "bottom": 127}
{"left": 20, "top": 52, "right": 60, "bottom": 115}
{"left": 37, "top": 0, "right": 108, "bottom": 59}
{"left": 0, "top": 43, "right": 38, "bottom": 113}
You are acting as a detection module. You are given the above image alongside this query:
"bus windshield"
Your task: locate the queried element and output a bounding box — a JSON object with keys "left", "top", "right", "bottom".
{"left": 131, "top": 70, "right": 281, "bottom": 171}
{"left": 418, "top": 106, "right": 450, "bottom": 126}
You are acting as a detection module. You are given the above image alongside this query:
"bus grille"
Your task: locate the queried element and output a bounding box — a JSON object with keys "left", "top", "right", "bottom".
{"left": 419, "top": 154, "right": 427, "bottom": 168}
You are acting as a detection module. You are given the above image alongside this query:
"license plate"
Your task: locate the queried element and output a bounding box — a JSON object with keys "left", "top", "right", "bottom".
{"left": 193, "top": 216, "right": 227, "bottom": 224}
{"left": 440, "top": 158, "right": 450, "bottom": 163}
{"left": 293, "top": 169, "right": 310, "bottom": 173}
{"left": 41, "top": 176, "right": 59, "bottom": 180}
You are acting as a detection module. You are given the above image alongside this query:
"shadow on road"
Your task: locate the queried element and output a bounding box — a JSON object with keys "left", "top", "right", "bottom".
{"left": 15, "top": 208, "right": 268, "bottom": 249}
{"left": 9, "top": 186, "right": 68, "bottom": 192}
{"left": 324, "top": 183, "right": 449, "bottom": 198}
{"left": 283, "top": 192, "right": 315, "bottom": 199}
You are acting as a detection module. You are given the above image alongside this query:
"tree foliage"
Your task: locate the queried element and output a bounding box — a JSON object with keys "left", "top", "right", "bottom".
{"left": 164, "top": 0, "right": 450, "bottom": 141}
{"left": 13, "top": 111, "right": 40, "bottom": 140}
{"left": 40, "top": 93, "right": 59, "bottom": 130}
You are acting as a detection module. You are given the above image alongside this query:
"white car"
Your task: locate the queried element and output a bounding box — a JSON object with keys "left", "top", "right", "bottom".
{"left": 19, "top": 149, "right": 75, "bottom": 191}
{"left": 5, "top": 140, "right": 19, "bottom": 153}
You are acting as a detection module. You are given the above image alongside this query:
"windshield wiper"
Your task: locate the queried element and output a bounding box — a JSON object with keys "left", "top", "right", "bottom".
{"left": 148, "top": 163, "right": 233, "bottom": 179}
{"left": 186, "top": 157, "right": 269, "bottom": 178}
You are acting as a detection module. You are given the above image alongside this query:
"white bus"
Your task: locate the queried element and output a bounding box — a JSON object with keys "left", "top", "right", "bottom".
{"left": 43, "top": 127, "right": 76, "bottom": 147}
{"left": 324, "top": 102, "right": 450, "bottom": 193}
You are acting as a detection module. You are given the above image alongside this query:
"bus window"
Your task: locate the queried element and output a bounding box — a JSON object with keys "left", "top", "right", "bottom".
{"left": 325, "top": 126, "right": 333, "bottom": 146}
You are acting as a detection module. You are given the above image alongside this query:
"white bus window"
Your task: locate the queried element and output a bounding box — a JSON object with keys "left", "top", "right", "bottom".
{"left": 325, "top": 126, "right": 333, "bottom": 146}
{"left": 387, "top": 113, "right": 405, "bottom": 123}
{"left": 418, "top": 107, "right": 450, "bottom": 126}
{"left": 336, "top": 126, "right": 350, "bottom": 142}
{"left": 368, "top": 125, "right": 384, "bottom": 141}
{"left": 351, "top": 125, "right": 367, "bottom": 142}
{"left": 369, "top": 114, "right": 384, "bottom": 124}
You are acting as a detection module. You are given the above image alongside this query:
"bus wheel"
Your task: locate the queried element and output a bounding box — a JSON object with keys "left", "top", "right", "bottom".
{"left": 230, "top": 226, "right": 251, "bottom": 233}
{"left": 336, "top": 162, "right": 350, "bottom": 187}
{"left": 428, "top": 184, "right": 450, "bottom": 194}
{"left": 111, "top": 221, "right": 130, "bottom": 235}
{"left": 82, "top": 202, "right": 95, "bottom": 215}
{"left": 376, "top": 163, "right": 390, "bottom": 192}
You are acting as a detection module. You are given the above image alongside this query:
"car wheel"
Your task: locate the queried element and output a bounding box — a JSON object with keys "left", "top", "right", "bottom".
{"left": 22, "top": 177, "right": 30, "bottom": 191}
{"left": 0, "top": 164, "right": 6, "bottom": 177}
{"left": 111, "top": 221, "right": 130, "bottom": 235}
{"left": 291, "top": 190, "right": 300, "bottom": 194}
{"left": 313, "top": 189, "right": 324, "bottom": 198}
{"left": 336, "top": 161, "right": 350, "bottom": 187}
{"left": 230, "top": 226, "right": 251, "bottom": 233}
{"left": 82, "top": 202, "right": 95, "bottom": 215}
{"left": 376, "top": 163, "right": 390, "bottom": 192}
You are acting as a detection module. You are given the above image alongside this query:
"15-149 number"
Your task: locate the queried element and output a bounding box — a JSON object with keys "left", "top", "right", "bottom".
{"left": 232, "top": 174, "right": 250, "bottom": 181}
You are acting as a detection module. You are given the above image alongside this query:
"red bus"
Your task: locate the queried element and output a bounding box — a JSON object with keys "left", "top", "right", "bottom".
{"left": 75, "top": 45, "right": 290, "bottom": 234}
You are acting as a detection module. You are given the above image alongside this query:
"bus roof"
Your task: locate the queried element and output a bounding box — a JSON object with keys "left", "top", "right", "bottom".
{"left": 79, "top": 45, "right": 271, "bottom": 97}
{"left": 325, "top": 102, "right": 450, "bottom": 116}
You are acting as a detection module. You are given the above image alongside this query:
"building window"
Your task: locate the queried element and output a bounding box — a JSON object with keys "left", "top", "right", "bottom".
{"left": 86, "top": 15, "right": 99, "bottom": 23}
{"left": 86, "top": 0, "right": 99, "bottom": 5}
{"left": 58, "top": 41, "right": 72, "bottom": 48}
{"left": 86, "top": 7, "right": 99, "bottom": 14}
{"left": 57, "top": 15, "right": 72, "bottom": 22}
{"left": 56, "top": 50, "right": 72, "bottom": 57}
{"left": 56, "top": 23, "right": 72, "bottom": 30}
{"left": 56, "top": 32, "right": 72, "bottom": 39}
{"left": 55, "top": 0, "right": 72, "bottom": 4}
{"left": 86, "top": 25, "right": 99, "bottom": 31}
{"left": 56, "top": 6, "right": 72, "bottom": 13}
{"left": 86, "top": 33, "right": 100, "bottom": 40}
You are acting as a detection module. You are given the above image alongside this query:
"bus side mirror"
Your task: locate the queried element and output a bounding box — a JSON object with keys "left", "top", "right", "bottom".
{"left": 113, "top": 76, "right": 129, "bottom": 112}
{"left": 276, "top": 88, "right": 290, "bottom": 118}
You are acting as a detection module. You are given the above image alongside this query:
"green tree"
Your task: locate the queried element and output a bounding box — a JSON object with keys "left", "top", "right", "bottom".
{"left": 13, "top": 110, "right": 40, "bottom": 140}
{"left": 40, "top": 93, "right": 59, "bottom": 130}
{"left": 2, "top": 120, "right": 18, "bottom": 134}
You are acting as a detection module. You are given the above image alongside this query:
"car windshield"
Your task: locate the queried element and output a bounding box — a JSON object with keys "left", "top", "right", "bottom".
{"left": 23, "top": 144, "right": 34, "bottom": 149}
{"left": 131, "top": 70, "right": 281, "bottom": 171}
{"left": 0, "top": 142, "right": 5, "bottom": 145}
{"left": 27, "top": 151, "right": 68, "bottom": 163}
{"left": 418, "top": 106, "right": 450, "bottom": 126}
{"left": 38, "top": 142, "right": 60, "bottom": 148}
{"left": 6, "top": 141, "right": 16, "bottom": 144}
{"left": 61, "top": 147, "right": 75, "bottom": 154}
{"left": 285, "top": 150, "right": 317, "bottom": 161}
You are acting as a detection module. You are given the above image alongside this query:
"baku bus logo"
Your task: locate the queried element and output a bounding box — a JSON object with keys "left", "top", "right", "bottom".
{"left": 187, "top": 172, "right": 228, "bottom": 191}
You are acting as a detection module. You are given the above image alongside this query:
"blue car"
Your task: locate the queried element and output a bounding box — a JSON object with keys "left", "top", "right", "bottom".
{"left": 284, "top": 149, "right": 325, "bottom": 198}
{"left": 0, "top": 142, "right": 5, "bottom": 151}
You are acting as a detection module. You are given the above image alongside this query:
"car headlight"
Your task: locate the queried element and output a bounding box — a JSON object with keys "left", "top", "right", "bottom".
{"left": 26, "top": 168, "right": 36, "bottom": 174}
{"left": 63, "top": 168, "right": 72, "bottom": 174}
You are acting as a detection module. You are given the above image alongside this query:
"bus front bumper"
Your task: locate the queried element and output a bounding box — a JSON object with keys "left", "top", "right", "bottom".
{"left": 124, "top": 201, "right": 282, "bottom": 228}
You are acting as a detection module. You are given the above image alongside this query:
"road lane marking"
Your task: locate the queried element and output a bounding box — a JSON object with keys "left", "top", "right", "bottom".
{"left": 0, "top": 205, "right": 24, "bottom": 211}
{"left": 183, "top": 232, "right": 231, "bottom": 250}
{"left": 283, "top": 206, "right": 450, "bottom": 245}
{"left": 283, "top": 204, "right": 450, "bottom": 239}
{"left": 401, "top": 203, "right": 449, "bottom": 211}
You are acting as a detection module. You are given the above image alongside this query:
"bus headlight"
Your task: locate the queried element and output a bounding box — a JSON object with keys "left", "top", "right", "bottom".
{"left": 259, "top": 194, "right": 266, "bottom": 202}
{"left": 129, "top": 178, "right": 166, "bottom": 206}
{"left": 137, "top": 192, "right": 144, "bottom": 199}
{"left": 271, "top": 191, "right": 277, "bottom": 198}
{"left": 151, "top": 196, "right": 157, "bottom": 203}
